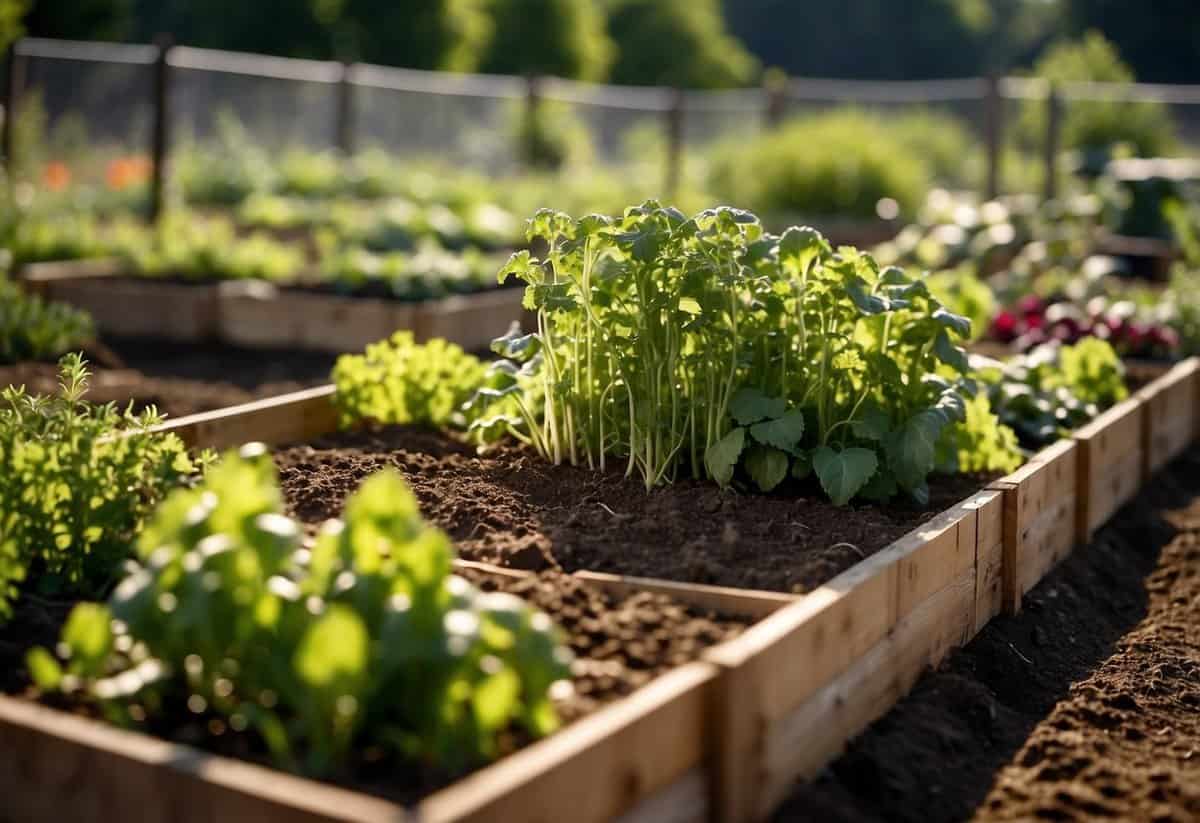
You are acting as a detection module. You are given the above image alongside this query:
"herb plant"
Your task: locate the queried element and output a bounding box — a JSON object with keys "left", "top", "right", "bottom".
{"left": 491, "top": 204, "right": 1012, "bottom": 504}
{"left": 0, "top": 278, "right": 95, "bottom": 364}
{"left": 30, "top": 446, "right": 572, "bottom": 776}
{"left": 0, "top": 354, "right": 194, "bottom": 622}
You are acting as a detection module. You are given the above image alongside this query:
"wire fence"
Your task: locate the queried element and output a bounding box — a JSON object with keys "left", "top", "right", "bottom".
{"left": 5, "top": 36, "right": 1200, "bottom": 215}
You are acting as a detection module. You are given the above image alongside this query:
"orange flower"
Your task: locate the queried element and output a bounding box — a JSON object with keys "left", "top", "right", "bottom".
{"left": 43, "top": 161, "right": 71, "bottom": 192}
{"left": 105, "top": 155, "right": 152, "bottom": 190}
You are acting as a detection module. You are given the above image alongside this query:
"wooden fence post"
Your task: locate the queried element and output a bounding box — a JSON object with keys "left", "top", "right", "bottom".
{"left": 336, "top": 61, "right": 355, "bottom": 155}
{"left": 984, "top": 72, "right": 1003, "bottom": 200}
{"left": 150, "top": 34, "right": 174, "bottom": 223}
{"left": 665, "top": 87, "right": 684, "bottom": 199}
{"left": 764, "top": 70, "right": 788, "bottom": 128}
{"left": 1043, "top": 83, "right": 1062, "bottom": 203}
{"left": 3, "top": 39, "right": 26, "bottom": 175}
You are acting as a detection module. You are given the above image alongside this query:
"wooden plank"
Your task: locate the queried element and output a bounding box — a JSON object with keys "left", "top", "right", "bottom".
{"left": 573, "top": 570, "right": 795, "bottom": 620}
{"left": 37, "top": 276, "right": 219, "bottom": 342}
{"left": 414, "top": 289, "right": 528, "bottom": 353}
{"left": 968, "top": 489, "right": 1004, "bottom": 637}
{"left": 18, "top": 257, "right": 125, "bottom": 291}
{"left": 420, "top": 664, "right": 716, "bottom": 823}
{"left": 1135, "top": 358, "right": 1200, "bottom": 478}
{"left": 703, "top": 496, "right": 979, "bottom": 823}
{"left": 219, "top": 282, "right": 420, "bottom": 353}
{"left": 1073, "top": 396, "right": 1145, "bottom": 543}
{"left": 0, "top": 696, "right": 407, "bottom": 823}
{"left": 987, "top": 439, "right": 1078, "bottom": 615}
{"left": 153, "top": 385, "right": 337, "bottom": 450}
{"left": 757, "top": 564, "right": 976, "bottom": 815}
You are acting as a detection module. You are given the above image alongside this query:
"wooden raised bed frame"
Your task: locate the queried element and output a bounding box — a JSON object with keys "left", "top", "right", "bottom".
{"left": 3, "top": 359, "right": 1199, "bottom": 822}
{"left": 18, "top": 260, "right": 527, "bottom": 354}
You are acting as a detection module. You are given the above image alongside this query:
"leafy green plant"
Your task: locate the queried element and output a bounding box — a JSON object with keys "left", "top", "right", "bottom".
{"left": 490, "top": 204, "right": 1009, "bottom": 503}
{"left": 116, "top": 213, "right": 303, "bottom": 282}
{"left": 30, "top": 446, "right": 571, "bottom": 776}
{"left": 707, "top": 109, "right": 931, "bottom": 220}
{"left": 926, "top": 267, "right": 996, "bottom": 344}
{"left": 0, "top": 278, "right": 95, "bottom": 364}
{"left": 332, "top": 331, "right": 501, "bottom": 434}
{"left": 0, "top": 354, "right": 195, "bottom": 622}
{"left": 974, "top": 338, "right": 1128, "bottom": 448}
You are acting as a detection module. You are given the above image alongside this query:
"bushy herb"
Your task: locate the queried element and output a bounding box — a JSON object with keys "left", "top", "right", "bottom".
{"left": 975, "top": 338, "right": 1128, "bottom": 448}
{"left": 0, "top": 354, "right": 194, "bottom": 622}
{"left": 0, "top": 279, "right": 95, "bottom": 364}
{"left": 490, "top": 204, "right": 1003, "bottom": 504}
{"left": 30, "top": 446, "right": 571, "bottom": 776}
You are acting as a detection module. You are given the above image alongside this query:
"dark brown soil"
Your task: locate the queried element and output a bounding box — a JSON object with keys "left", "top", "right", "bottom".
{"left": 773, "top": 447, "right": 1200, "bottom": 823}
{"left": 273, "top": 425, "right": 988, "bottom": 594}
{"left": 0, "top": 337, "right": 334, "bottom": 419}
{"left": 4, "top": 569, "right": 744, "bottom": 807}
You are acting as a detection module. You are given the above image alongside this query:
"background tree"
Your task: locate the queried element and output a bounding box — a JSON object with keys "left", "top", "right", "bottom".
{"left": 1063, "top": 0, "right": 1200, "bottom": 83}
{"left": 607, "top": 0, "right": 758, "bottom": 88}
{"left": 479, "top": 0, "right": 612, "bottom": 81}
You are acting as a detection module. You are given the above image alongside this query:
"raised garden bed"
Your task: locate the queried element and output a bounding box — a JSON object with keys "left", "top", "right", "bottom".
{"left": 18, "top": 260, "right": 528, "bottom": 354}
{"left": 2, "top": 353, "right": 1195, "bottom": 822}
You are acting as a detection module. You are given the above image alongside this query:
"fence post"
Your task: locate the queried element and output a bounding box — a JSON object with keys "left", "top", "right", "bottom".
{"left": 3, "top": 39, "right": 26, "bottom": 175}
{"left": 150, "top": 34, "right": 174, "bottom": 223}
{"left": 1043, "top": 83, "right": 1062, "bottom": 203}
{"left": 764, "top": 70, "right": 788, "bottom": 128}
{"left": 983, "top": 72, "right": 1003, "bottom": 200}
{"left": 336, "top": 61, "right": 355, "bottom": 155}
{"left": 665, "top": 87, "right": 684, "bottom": 199}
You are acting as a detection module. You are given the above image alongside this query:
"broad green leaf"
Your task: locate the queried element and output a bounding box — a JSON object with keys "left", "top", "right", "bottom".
{"left": 62, "top": 603, "right": 112, "bottom": 673}
{"left": 933, "top": 330, "right": 969, "bottom": 373}
{"left": 886, "top": 410, "right": 948, "bottom": 491}
{"left": 729, "top": 388, "right": 786, "bottom": 426}
{"left": 845, "top": 276, "right": 888, "bottom": 315}
{"left": 704, "top": 427, "right": 745, "bottom": 487}
{"left": 294, "top": 605, "right": 368, "bottom": 689}
{"left": 749, "top": 409, "right": 805, "bottom": 452}
{"left": 812, "top": 446, "right": 878, "bottom": 506}
{"left": 497, "top": 250, "right": 538, "bottom": 285}
{"left": 474, "top": 667, "right": 521, "bottom": 732}
{"left": 490, "top": 323, "right": 540, "bottom": 360}
{"left": 25, "top": 647, "right": 62, "bottom": 690}
{"left": 779, "top": 226, "right": 829, "bottom": 275}
{"left": 932, "top": 307, "right": 971, "bottom": 339}
{"left": 744, "top": 446, "right": 790, "bottom": 492}
{"left": 857, "top": 466, "right": 899, "bottom": 502}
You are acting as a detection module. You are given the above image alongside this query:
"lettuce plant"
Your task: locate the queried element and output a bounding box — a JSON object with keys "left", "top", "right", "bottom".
{"left": 0, "top": 354, "right": 195, "bottom": 622}
{"left": 30, "top": 446, "right": 572, "bottom": 776}
{"left": 489, "top": 204, "right": 1015, "bottom": 504}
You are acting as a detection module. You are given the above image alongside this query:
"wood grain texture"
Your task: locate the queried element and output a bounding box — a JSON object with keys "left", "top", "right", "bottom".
{"left": 153, "top": 384, "right": 338, "bottom": 450}
{"left": 969, "top": 489, "right": 1004, "bottom": 636}
{"left": 40, "top": 277, "right": 220, "bottom": 342}
{"left": 1073, "top": 397, "right": 1145, "bottom": 543}
{"left": 1136, "top": 358, "right": 1200, "bottom": 478}
{"left": 704, "top": 496, "right": 980, "bottom": 823}
{"left": 414, "top": 290, "right": 528, "bottom": 353}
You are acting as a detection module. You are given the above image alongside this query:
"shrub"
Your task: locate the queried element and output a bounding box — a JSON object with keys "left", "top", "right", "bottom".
{"left": 707, "top": 110, "right": 931, "bottom": 221}
{"left": 1018, "top": 31, "right": 1177, "bottom": 161}
{"left": 0, "top": 354, "right": 195, "bottom": 622}
{"left": 30, "top": 446, "right": 571, "bottom": 776}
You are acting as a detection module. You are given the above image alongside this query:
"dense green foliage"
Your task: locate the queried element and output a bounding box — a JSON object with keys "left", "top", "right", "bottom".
{"left": 708, "top": 111, "right": 931, "bottom": 220}
{"left": 490, "top": 204, "right": 1018, "bottom": 503}
{"left": 0, "top": 278, "right": 95, "bottom": 363}
{"left": 1018, "top": 31, "right": 1177, "bottom": 161}
{"left": 0, "top": 354, "right": 194, "bottom": 622}
{"left": 480, "top": 0, "right": 612, "bottom": 82}
{"left": 332, "top": 332, "right": 492, "bottom": 432}
{"left": 975, "top": 337, "right": 1127, "bottom": 448}
{"left": 606, "top": 0, "right": 758, "bottom": 89}
{"left": 29, "top": 446, "right": 571, "bottom": 775}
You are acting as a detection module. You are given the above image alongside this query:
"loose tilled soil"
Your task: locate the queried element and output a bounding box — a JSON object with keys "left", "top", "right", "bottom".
{"left": 774, "top": 446, "right": 1200, "bottom": 822}
{"left": 0, "top": 337, "right": 334, "bottom": 419}
{"left": 274, "top": 425, "right": 988, "bottom": 594}
{"left": 1, "top": 569, "right": 744, "bottom": 805}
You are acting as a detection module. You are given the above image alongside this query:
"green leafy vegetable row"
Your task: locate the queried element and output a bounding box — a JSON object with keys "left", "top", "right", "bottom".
{"left": 30, "top": 445, "right": 572, "bottom": 777}
{"left": 0, "top": 278, "right": 95, "bottom": 365}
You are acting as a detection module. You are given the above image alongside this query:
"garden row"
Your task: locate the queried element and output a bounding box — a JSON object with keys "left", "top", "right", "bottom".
{"left": 19, "top": 259, "right": 526, "bottom": 353}
{"left": 2, "top": 348, "right": 1195, "bottom": 822}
